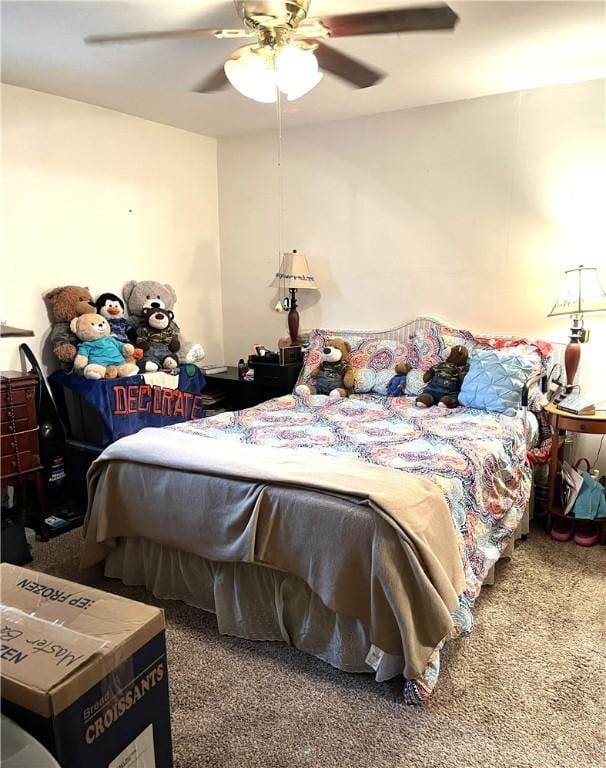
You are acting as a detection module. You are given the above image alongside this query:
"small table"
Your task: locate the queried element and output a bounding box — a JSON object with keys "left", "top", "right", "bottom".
{"left": 545, "top": 402, "right": 606, "bottom": 542}
{"left": 204, "top": 362, "right": 303, "bottom": 412}
{"left": 203, "top": 367, "right": 262, "bottom": 411}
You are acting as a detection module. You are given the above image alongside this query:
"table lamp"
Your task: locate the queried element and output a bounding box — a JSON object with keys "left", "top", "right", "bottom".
{"left": 547, "top": 264, "right": 606, "bottom": 390}
{"left": 270, "top": 250, "right": 318, "bottom": 343}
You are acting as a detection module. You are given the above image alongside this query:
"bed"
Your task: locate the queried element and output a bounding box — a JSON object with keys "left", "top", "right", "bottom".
{"left": 81, "top": 318, "right": 561, "bottom": 702}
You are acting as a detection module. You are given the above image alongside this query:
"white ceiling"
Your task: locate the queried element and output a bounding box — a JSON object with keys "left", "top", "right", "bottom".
{"left": 2, "top": 1, "right": 605, "bottom": 137}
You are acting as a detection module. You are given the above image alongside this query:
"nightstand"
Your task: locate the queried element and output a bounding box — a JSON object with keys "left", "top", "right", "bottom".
{"left": 203, "top": 363, "right": 302, "bottom": 412}
{"left": 545, "top": 402, "right": 606, "bottom": 543}
{"left": 203, "top": 367, "right": 262, "bottom": 411}
{"left": 249, "top": 360, "right": 302, "bottom": 400}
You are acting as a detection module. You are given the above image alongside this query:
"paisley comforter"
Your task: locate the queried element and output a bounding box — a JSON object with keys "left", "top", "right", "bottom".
{"left": 173, "top": 393, "right": 534, "bottom": 604}
{"left": 89, "top": 392, "right": 534, "bottom": 703}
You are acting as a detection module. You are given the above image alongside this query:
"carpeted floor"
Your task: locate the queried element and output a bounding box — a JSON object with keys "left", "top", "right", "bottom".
{"left": 31, "top": 528, "right": 605, "bottom": 768}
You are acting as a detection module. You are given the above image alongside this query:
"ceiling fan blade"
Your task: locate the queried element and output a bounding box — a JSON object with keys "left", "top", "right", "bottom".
{"left": 314, "top": 42, "right": 384, "bottom": 89}
{"left": 85, "top": 28, "right": 252, "bottom": 45}
{"left": 192, "top": 66, "right": 230, "bottom": 94}
{"left": 312, "top": 4, "right": 459, "bottom": 38}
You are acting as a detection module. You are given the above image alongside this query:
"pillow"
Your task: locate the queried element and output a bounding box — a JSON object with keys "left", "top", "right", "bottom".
{"left": 404, "top": 369, "right": 427, "bottom": 396}
{"left": 408, "top": 327, "right": 442, "bottom": 369}
{"left": 297, "top": 331, "right": 414, "bottom": 395}
{"left": 349, "top": 338, "right": 412, "bottom": 394}
{"left": 459, "top": 348, "right": 536, "bottom": 415}
{"left": 398, "top": 329, "right": 438, "bottom": 395}
{"left": 440, "top": 326, "right": 478, "bottom": 356}
{"left": 403, "top": 327, "right": 477, "bottom": 396}
{"left": 296, "top": 329, "right": 365, "bottom": 388}
{"left": 474, "top": 335, "right": 553, "bottom": 362}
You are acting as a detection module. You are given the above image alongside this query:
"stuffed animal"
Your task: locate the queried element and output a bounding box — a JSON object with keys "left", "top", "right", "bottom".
{"left": 295, "top": 338, "right": 354, "bottom": 400}
{"left": 71, "top": 314, "right": 139, "bottom": 380}
{"left": 387, "top": 362, "right": 412, "bottom": 396}
{"left": 122, "top": 280, "right": 177, "bottom": 325}
{"left": 45, "top": 285, "right": 96, "bottom": 367}
{"left": 135, "top": 307, "right": 181, "bottom": 372}
{"left": 415, "top": 345, "right": 470, "bottom": 408}
{"left": 122, "top": 280, "right": 205, "bottom": 365}
{"left": 95, "top": 292, "right": 143, "bottom": 368}
{"left": 95, "top": 292, "right": 135, "bottom": 343}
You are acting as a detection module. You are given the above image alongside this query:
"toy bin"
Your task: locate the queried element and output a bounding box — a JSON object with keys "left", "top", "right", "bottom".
{"left": 49, "top": 367, "right": 205, "bottom": 447}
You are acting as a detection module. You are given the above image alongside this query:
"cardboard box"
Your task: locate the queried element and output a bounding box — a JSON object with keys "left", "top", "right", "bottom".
{"left": 0, "top": 564, "right": 173, "bottom": 767}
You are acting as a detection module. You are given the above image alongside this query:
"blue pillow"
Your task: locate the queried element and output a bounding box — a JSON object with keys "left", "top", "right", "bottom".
{"left": 459, "top": 349, "right": 536, "bottom": 416}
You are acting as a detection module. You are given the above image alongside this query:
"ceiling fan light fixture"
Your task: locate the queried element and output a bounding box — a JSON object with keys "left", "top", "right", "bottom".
{"left": 275, "top": 44, "right": 322, "bottom": 100}
{"left": 285, "top": 70, "right": 323, "bottom": 101}
{"left": 87, "top": 3, "right": 461, "bottom": 98}
{"left": 224, "top": 48, "right": 277, "bottom": 103}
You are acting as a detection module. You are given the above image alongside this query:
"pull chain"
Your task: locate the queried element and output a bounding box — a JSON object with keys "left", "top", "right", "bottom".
{"left": 276, "top": 87, "right": 287, "bottom": 309}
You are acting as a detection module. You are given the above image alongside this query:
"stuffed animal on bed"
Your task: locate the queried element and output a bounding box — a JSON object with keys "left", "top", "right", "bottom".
{"left": 71, "top": 314, "right": 139, "bottom": 380}
{"left": 387, "top": 362, "right": 412, "bottom": 396}
{"left": 295, "top": 338, "right": 354, "bottom": 400}
{"left": 135, "top": 307, "right": 181, "bottom": 372}
{"left": 415, "top": 345, "right": 469, "bottom": 408}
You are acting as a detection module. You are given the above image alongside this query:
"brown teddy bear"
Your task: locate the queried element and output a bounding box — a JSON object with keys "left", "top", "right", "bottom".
{"left": 46, "top": 285, "right": 96, "bottom": 366}
{"left": 415, "top": 345, "right": 470, "bottom": 408}
{"left": 387, "top": 361, "right": 412, "bottom": 396}
{"left": 135, "top": 307, "right": 181, "bottom": 372}
{"left": 295, "top": 338, "right": 354, "bottom": 399}
{"left": 71, "top": 314, "right": 139, "bottom": 380}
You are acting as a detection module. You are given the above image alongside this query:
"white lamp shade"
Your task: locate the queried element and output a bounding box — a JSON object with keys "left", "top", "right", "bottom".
{"left": 224, "top": 48, "right": 277, "bottom": 103}
{"left": 548, "top": 265, "right": 606, "bottom": 316}
{"left": 285, "top": 71, "right": 323, "bottom": 101}
{"left": 275, "top": 45, "right": 323, "bottom": 101}
{"left": 270, "top": 251, "right": 318, "bottom": 290}
{"left": 223, "top": 44, "right": 322, "bottom": 104}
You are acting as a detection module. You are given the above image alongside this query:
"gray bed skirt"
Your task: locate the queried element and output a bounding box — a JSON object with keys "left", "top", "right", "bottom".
{"left": 103, "top": 500, "right": 531, "bottom": 689}
{"left": 105, "top": 538, "right": 406, "bottom": 682}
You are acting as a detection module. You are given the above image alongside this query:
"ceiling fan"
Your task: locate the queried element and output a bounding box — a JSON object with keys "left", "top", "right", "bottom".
{"left": 86, "top": 1, "right": 459, "bottom": 103}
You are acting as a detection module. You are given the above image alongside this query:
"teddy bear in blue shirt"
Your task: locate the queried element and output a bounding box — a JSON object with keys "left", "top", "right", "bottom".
{"left": 71, "top": 314, "right": 140, "bottom": 380}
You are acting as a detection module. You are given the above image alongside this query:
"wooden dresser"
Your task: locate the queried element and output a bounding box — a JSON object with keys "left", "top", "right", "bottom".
{"left": 1, "top": 371, "right": 47, "bottom": 539}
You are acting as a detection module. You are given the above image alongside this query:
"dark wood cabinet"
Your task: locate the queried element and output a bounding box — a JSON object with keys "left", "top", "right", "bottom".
{"left": 204, "top": 362, "right": 302, "bottom": 412}
{"left": 1, "top": 371, "right": 47, "bottom": 540}
{"left": 249, "top": 361, "right": 302, "bottom": 400}
{"left": 203, "top": 367, "right": 262, "bottom": 411}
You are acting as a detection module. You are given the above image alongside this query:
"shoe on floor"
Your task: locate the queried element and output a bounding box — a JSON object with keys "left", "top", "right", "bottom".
{"left": 551, "top": 516, "right": 575, "bottom": 542}
{"left": 574, "top": 520, "right": 599, "bottom": 547}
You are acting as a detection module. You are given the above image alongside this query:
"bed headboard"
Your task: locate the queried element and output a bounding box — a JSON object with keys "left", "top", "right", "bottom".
{"left": 309, "top": 315, "right": 566, "bottom": 371}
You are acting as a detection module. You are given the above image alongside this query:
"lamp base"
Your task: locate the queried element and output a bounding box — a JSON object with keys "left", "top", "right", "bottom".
{"left": 564, "top": 313, "right": 585, "bottom": 390}
{"left": 287, "top": 288, "right": 299, "bottom": 343}
{"left": 288, "top": 309, "right": 299, "bottom": 344}
{"left": 564, "top": 341, "right": 581, "bottom": 391}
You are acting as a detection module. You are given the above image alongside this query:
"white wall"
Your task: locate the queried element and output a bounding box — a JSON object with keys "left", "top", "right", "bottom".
{"left": 2, "top": 81, "right": 604, "bottom": 470}
{"left": 0, "top": 84, "right": 223, "bottom": 373}
{"left": 218, "top": 79, "right": 606, "bottom": 468}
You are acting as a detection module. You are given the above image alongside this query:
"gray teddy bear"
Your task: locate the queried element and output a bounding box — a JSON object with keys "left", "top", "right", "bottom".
{"left": 122, "top": 280, "right": 205, "bottom": 365}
